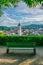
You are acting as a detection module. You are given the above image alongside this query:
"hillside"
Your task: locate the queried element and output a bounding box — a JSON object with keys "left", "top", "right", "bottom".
{"left": 0, "top": 24, "right": 43, "bottom": 31}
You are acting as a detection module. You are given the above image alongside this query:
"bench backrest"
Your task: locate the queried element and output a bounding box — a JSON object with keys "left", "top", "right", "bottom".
{"left": 6, "top": 42, "right": 36, "bottom": 48}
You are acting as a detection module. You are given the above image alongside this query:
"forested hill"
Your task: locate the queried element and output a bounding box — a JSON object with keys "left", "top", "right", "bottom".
{"left": 0, "top": 24, "right": 43, "bottom": 31}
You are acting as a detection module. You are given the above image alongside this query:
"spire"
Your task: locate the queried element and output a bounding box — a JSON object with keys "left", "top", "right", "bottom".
{"left": 18, "top": 21, "right": 22, "bottom": 36}
{"left": 18, "top": 21, "right": 21, "bottom": 26}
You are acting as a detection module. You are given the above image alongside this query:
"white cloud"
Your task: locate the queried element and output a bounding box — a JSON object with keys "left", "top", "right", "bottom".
{"left": 22, "top": 14, "right": 43, "bottom": 22}
{"left": 15, "top": 1, "right": 43, "bottom": 15}
{"left": 0, "top": 14, "right": 18, "bottom": 27}
{"left": 1, "top": 1, "right": 43, "bottom": 26}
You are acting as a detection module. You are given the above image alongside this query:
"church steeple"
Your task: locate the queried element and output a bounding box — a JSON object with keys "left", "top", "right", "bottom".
{"left": 18, "top": 22, "right": 21, "bottom": 26}
{"left": 18, "top": 22, "right": 22, "bottom": 36}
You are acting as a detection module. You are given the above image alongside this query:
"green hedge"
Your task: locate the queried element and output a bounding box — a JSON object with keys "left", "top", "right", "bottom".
{"left": 0, "top": 35, "right": 43, "bottom": 46}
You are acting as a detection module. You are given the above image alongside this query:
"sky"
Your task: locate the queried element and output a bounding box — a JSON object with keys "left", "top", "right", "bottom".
{"left": 0, "top": 1, "right": 43, "bottom": 27}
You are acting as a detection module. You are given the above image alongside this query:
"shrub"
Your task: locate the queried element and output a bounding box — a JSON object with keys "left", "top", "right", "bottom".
{"left": 0, "top": 35, "right": 43, "bottom": 46}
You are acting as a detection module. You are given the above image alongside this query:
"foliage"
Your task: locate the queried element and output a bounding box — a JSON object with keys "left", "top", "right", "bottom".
{"left": 0, "top": 0, "right": 20, "bottom": 8}
{"left": 0, "top": 0, "right": 43, "bottom": 16}
{"left": 0, "top": 31, "right": 4, "bottom": 36}
{"left": 0, "top": 35, "right": 43, "bottom": 46}
{"left": 0, "top": 0, "right": 20, "bottom": 16}
{"left": 23, "top": 0, "right": 43, "bottom": 7}
{"left": 0, "top": 0, "right": 43, "bottom": 7}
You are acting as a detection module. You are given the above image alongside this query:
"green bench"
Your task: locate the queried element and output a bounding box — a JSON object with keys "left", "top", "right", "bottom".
{"left": 6, "top": 42, "right": 36, "bottom": 55}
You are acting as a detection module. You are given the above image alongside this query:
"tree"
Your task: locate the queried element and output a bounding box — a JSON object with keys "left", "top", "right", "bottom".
{"left": 0, "top": 0, "right": 43, "bottom": 16}
{"left": 0, "top": 0, "right": 20, "bottom": 16}
{"left": 23, "top": 0, "right": 43, "bottom": 7}
{"left": 0, "top": 31, "right": 4, "bottom": 36}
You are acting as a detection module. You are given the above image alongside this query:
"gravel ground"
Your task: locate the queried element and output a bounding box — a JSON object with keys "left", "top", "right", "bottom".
{"left": 0, "top": 46, "right": 43, "bottom": 65}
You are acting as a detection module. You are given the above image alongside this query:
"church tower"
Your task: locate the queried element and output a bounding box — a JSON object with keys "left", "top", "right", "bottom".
{"left": 18, "top": 22, "right": 22, "bottom": 36}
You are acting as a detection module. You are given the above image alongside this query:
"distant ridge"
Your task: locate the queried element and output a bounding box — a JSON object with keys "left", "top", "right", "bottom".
{"left": 0, "top": 24, "right": 43, "bottom": 31}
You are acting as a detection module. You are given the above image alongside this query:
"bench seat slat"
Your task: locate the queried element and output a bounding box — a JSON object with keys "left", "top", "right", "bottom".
{"left": 8, "top": 47, "right": 35, "bottom": 50}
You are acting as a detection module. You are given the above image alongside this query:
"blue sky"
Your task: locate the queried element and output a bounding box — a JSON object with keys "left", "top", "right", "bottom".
{"left": 0, "top": 1, "right": 43, "bottom": 27}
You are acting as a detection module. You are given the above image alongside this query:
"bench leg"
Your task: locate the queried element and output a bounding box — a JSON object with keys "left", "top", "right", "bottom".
{"left": 7, "top": 49, "right": 9, "bottom": 54}
{"left": 34, "top": 48, "right": 36, "bottom": 55}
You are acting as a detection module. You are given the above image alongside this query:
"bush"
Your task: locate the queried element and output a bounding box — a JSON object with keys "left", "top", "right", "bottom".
{"left": 0, "top": 35, "right": 43, "bottom": 46}
{"left": 0, "top": 31, "right": 4, "bottom": 36}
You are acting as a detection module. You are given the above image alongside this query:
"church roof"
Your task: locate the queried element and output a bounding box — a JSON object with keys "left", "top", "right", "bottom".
{"left": 18, "top": 23, "right": 21, "bottom": 26}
